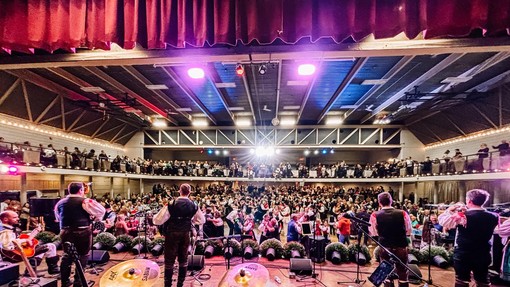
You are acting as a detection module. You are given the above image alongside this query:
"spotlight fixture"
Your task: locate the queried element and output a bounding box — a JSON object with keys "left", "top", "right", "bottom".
{"left": 258, "top": 64, "right": 267, "bottom": 75}
{"left": 188, "top": 68, "right": 205, "bottom": 79}
{"left": 314, "top": 150, "right": 319, "bottom": 155}
{"left": 298, "top": 64, "right": 316, "bottom": 76}
{"left": 235, "top": 64, "right": 244, "bottom": 76}
{"left": 304, "top": 150, "right": 310, "bottom": 156}
{"left": 321, "top": 149, "right": 327, "bottom": 155}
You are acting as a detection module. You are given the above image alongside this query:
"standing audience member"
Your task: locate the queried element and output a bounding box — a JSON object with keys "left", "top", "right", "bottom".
{"left": 439, "top": 189, "right": 498, "bottom": 287}
{"left": 153, "top": 184, "right": 205, "bottom": 287}
{"left": 369, "top": 192, "right": 412, "bottom": 287}
{"left": 54, "top": 182, "right": 105, "bottom": 287}
{"left": 336, "top": 213, "right": 351, "bottom": 244}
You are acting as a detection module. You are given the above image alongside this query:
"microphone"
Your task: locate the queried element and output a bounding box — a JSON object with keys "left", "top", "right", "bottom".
{"left": 344, "top": 211, "right": 371, "bottom": 227}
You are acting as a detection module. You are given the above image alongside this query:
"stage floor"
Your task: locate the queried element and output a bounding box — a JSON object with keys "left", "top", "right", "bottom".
{"left": 65, "top": 252, "right": 463, "bottom": 287}
{"left": 13, "top": 250, "right": 510, "bottom": 286}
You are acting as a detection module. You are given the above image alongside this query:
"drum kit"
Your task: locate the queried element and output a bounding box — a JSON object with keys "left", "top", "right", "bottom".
{"left": 99, "top": 260, "right": 277, "bottom": 287}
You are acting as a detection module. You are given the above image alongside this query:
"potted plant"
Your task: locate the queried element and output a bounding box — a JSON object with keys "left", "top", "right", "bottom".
{"left": 420, "top": 245, "right": 449, "bottom": 268}
{"left": 203, "top": 239, "right": 223, "bottom": 258}
{"left": 408, "top": 248, "right": 423, "bottom": 264}
{"left": 93, "top": 232, "right": 116, "bottom": 250}
{"left": 259, "top": 239, "right": 284, "bottom": 261}
{"left": 283, "top": 241, "right": 306, "bottom": 260}
{"left": 347, "top": 244, "right": 371, "bottom": 265}
{"left": 131, "top": 236, "right": 152, "bottom": 255}
{"left": 241, "top": 239, "right": 259, "bottom": 259}
{"left": 112, "top": 234, "right": 133, "bottom": 253}
{"left": 35, "top": 231, "right": 56, "bottom": 244}
{"left": 149, "top": 237, "right": 165, "bottom": 257}
{"left": 223, "top": 238, "right": 242, "bottom": 259}
{"left": 325, "top": 242, "right": 349, "bottom": 265}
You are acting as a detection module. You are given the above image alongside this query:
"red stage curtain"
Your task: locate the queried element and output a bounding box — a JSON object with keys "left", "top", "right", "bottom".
{"left": 0, "top": 0, "right": 509, "bottom": 53}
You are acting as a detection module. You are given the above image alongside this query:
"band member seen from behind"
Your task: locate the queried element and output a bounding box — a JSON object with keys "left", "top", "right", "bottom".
{"left": 55, "top": 182, "right": 105, "bottom": 287}
{"left": 438, "top": 189, "right": 498, "bottom": 287}
{"left": 0, "top": 210, "right": 60, "bottom": 275}
{"left": 369, "top": 192, "right": 412, "bottom": 287}
{"left": 154, "top": 183, "right": 205, "bottom": 287}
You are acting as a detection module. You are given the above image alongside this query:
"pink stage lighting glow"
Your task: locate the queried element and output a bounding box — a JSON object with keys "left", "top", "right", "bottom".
{"left": 187, "top": 68, "right": 205, "bottom": 79}
{"left": 298, "top": 64, "right": 316, "bottom": 76}
{"left": 8, "top": 166, "right": 18, "bottom": 174}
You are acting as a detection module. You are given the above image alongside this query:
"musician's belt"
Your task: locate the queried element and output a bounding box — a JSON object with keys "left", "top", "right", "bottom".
{"left": 62, "top": 226, "right": 90, "bottom": 230}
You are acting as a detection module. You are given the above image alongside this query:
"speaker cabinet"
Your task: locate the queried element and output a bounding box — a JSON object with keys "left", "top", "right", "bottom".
{"left": 88, "top": 250, "right": 110, "bottom": 264}
{"left": 30, "top": 198, "right": 60, "bottom": 217}
{"left": 187, "top": 255, "right": 204, "bottom": 271}
{"left": 309, "top": 237, "right": 326, "bottom": 263}
{"left": 290, "top": 258, "right": 312, "bottom": 276}
{"left": 0, "top": 262, "right": 19, "bottom": 285}
{"left": 408, "top": 263, "right": 423, "bottom": 283}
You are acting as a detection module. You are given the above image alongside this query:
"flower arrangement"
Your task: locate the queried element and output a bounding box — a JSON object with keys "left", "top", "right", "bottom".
{"left": 283, "top": 241, "right": 306, "bottom": 259}
{"left": 420, "top": 245, "right": 449, "bottom": 268}
{"left": 325, "top": 242, "right": 349, "bottom": 264}
{"left": 93, "top": 232, "right": 116, "bottom": 250}
{"left": 35, "top": 231, "right": 56, "bottom": 244}
{"left": 259, "top": 239, "right": 284, "bottom": 260}
{"left": 112, "top": 234, "right": 134, "bottom": 253}
{"left": 347, "top": 244, "right": 372, "bottom": 265}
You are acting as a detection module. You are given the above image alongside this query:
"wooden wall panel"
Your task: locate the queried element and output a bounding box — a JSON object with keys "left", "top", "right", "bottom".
{"left": 0, "top": 175, "right": 21, "bottom": 190}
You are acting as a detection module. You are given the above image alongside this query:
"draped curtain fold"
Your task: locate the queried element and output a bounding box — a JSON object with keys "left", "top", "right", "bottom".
{"left": 1, "top": 0, "right": 510, "bottom": 53}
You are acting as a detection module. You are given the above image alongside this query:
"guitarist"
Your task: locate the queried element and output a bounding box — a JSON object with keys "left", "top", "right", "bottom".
{"left": 54, "top": 182, "right": 105, "bottom": 287}
{"left": 0, "top": 210, "right": 60, "bottom": 275}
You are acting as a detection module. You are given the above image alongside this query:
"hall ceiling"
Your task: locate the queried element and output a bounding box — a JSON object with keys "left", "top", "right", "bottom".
{"left": 1, "top": 38, "right": 510, "bottom": 145}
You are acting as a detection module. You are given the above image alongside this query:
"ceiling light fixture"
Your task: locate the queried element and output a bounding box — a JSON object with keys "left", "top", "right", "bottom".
{"left": 235, "top": 118, "right": 252, "bottom": 127}
{"left": 298, "top": 64, "right": 316, "bottom": 76}
{"left": 152, "top": 119, "right": 167, "bottom": 128}
{"left": 258, "top": 64, "right": 267, "bottom": 75}
{"left": 188, "top": 68, "right": 205, "bottom": 79}
{"left": 235, "top": 64, "right": 244, "bottom": 76}
{"left": 192, "top": 119, "right": 209, "bottom": 127}
{"left": 325, "top": 117, "right": 344, "bottom": 126}
{"left": 280, "top": 118, "right": 296, "bottom": 127}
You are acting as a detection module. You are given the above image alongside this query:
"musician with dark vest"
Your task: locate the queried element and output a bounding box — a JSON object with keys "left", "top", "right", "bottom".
{"left": 54, "top": 182, "right": 105, "bottom": 287}
{"left": 369, "top": 192, "right": 412, "bottom": 287}
{"left": 438, "top": 189, "right": 498, "bottom": 287}
{"left": 154, "top": 183, "right": 205, "bottom": 287}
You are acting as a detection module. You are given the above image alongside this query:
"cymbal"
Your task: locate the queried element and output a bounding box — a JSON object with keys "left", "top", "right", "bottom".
{"left": 218, "top": 263, "right": 277, "bottom": 287}
{"left": 100, "top": 259, "right": 160, "bottom": 287}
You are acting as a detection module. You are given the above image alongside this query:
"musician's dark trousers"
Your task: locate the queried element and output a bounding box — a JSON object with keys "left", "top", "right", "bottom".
{"left": 226, "top": 220, "right": 235, "bottom": 235}
{"left": 164, "top": 231, "right": 191, "bottom": 287}
{"left": 453, "top": 248, "right": 491, "bottom": 287}
{"left": 380, "top": 247, "right": 409, "bottom": 287}
{"left": 60, "top": 228, "right": 92, "bottom": 287}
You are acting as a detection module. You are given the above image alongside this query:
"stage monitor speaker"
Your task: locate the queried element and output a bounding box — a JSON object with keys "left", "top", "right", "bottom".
{"left": 309, "top": 237, "right": 326, "bottom": 263}
{"left": 0, "top": 262, "right": 19, "bottom": 285}
{"left": 30, "top": 198, "right": 60, "bottom": 217}
{"left": 187, "top": 255, "right": 204, "bottom": 271}
{"left": 88, "top": 250, "right": 110, "bottom": 264}
{"left": 408, "top": 263, "right": 423, "bottom": 283}
{"left": 290, "top": 258, "right": 312, "bottom": 276}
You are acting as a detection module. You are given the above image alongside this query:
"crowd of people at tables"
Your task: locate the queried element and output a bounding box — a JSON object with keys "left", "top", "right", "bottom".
{"left": 0, "top": 183, "right": 457, "bottom": 249}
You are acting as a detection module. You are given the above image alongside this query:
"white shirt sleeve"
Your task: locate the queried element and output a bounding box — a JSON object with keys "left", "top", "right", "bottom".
{"left": 83, "top": 198, "right": 106, "bottom": 220}
{"left": 153, "top": 206, "right": 170, "bottom": 226}
{"left": 193, "top": 208, "right": 206, "bottom": 226}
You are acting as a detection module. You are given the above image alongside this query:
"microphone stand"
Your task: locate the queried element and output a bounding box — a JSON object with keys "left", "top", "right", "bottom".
{"left": 336, "top": 222, "right": 366, "bottom": 286}
{"left": 297, "top": 221, "right": 327, "bottom": 287}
